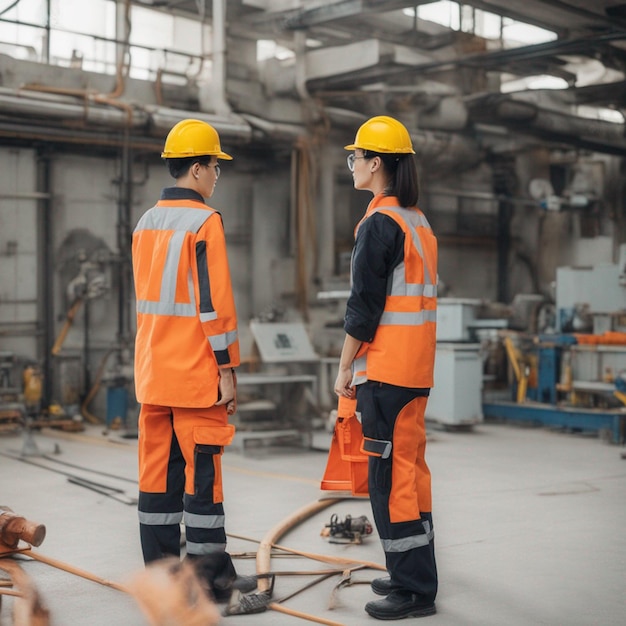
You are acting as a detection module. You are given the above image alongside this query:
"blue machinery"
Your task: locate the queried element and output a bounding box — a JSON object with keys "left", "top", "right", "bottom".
{"left": 483, "top": 334, "right": 626, "bottom": 444}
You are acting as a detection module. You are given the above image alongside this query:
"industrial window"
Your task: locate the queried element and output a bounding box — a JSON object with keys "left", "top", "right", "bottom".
{"left": 0, "top": 0, "right": 209, "bottom": 84}
{"left": 402, "top": 1, "right": 556, "bottom": 47}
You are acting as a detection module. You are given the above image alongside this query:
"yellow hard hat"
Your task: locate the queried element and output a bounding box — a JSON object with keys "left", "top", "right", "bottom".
{"left": 344, "top": 116, "right": 415, "bottom": 154}
{"left": 161, "top": 118, "right": 233, "bottom": 160}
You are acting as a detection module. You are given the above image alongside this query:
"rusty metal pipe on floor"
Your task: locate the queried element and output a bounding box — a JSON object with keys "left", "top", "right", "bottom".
{"left": 0, "top": 508, "right": 46, "bottom": 550}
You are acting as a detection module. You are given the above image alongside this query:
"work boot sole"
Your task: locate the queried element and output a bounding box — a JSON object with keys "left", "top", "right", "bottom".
{"left": 365, "top": 602, "right": 436, "bottom": 620}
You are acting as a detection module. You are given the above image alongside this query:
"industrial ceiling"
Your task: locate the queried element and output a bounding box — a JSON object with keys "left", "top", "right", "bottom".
{"left": 114, "top": 0, "right": 626, "bottom": 159}
{"left": 0, "top": 0, "right": 625, "bottom": 156}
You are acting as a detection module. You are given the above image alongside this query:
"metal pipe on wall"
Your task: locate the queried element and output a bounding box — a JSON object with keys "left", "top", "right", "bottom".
{"left": 211, "top": 0, "right": 230, "bottom": 116}
{"left": 116, "top": 129, "right": 133, "bottom": 344}
{"left": 35, "top": 150, "right": 54, "bottom": 407}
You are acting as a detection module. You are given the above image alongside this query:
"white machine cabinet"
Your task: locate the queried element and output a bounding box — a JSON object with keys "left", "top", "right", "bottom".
{"left": 426, "top": 343, "right": 483, "bottom": 426}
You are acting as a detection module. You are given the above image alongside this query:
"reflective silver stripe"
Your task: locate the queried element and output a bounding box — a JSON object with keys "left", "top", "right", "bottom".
{"left": 134, "top": 207, "right": 214, "bottom": 234}
{"left": 381, "top": 527, "right": 435, "bottom": 553}
{"left": 136, "top": 206, "right": 214, "bottom": 318}
{"left": 208, "top": 330, "right": 238, "bottom": 352}
{"left": 137, "top": 299, "right": 196, "bottom": 317}
{"left": 138, "top": 511, "right": 183, "bottom": 525}
{"left": 405, "top": 283, "right": 436, "bottom": 297}
{"left": 390, "top": 263, "right": 406, "bottom": 296}
{"left": 161, "top": 230, "right": 185, "bottom": 302}
{"left": 408, "top": 225, "right": 435, "bottom": 287}
{"left": 186, "top": 541, "right": 227, "bottom": 555}
{"left": 389, "top": 264, "right": 437, "bottom": 297}
{"left": 379, "top": 207, "right": 436, "bottom": 294}
{"left": 379, "top": 309, "right": 437, "bottom": 326}
{"left": 352, "top": 372, "right": 367, "bottom": 386}
{"left": 200, "top": 311, "right": 218, "bottom": 322}
{"left": 351, "top": 355, "right": 367, "bottom": 386}
{"left": 184, "top": 512, "right": 225, "bottom": 529}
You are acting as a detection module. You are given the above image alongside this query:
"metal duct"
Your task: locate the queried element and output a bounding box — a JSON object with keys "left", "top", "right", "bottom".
{"left": 468, "top": 95, "right": 626, "bottom": 156}
{"left": 0, "top": 87, "right": 146, "bottom": 127}
{"left": 146, "top": 105, "right": 251, "bottom": 139}
{"left": 0, "top": 87, "right": 252, "bottom": 141}
{"left": 240, "top": 113, "right": 304, "bottom": 141}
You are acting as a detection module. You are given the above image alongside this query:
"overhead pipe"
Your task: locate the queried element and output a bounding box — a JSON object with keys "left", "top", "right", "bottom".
{"left": 0, "top": 87, "right": 140, "bottom": 126}
{"left": 146, "top": 105, "right": 251, "bottom": 139}
{"left": 0, "top": 87, "right": 251, "bottom": 141}
{"left": 468, "top": 94, "right": 626, "bottom": 156}
{"left": 0, "top": 82, "right": 480, "bottom": 168}
{"left": 240, "top": 113, "right": 304, "bottom": 141}
{"left": 201, "top": 0, "right": 230, "bottom": 116}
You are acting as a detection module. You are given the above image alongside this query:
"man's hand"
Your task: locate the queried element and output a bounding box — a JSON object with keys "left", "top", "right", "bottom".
{"left": 216, "top": 368, "right": 237, "bottom": 415}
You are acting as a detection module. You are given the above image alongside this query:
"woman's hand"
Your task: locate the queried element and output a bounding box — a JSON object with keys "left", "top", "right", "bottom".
{"left": 334, "top": 366, "right": 355, "bottom": 399}
{"left": 334, "top": 334, "right": 362, "bottom": 399}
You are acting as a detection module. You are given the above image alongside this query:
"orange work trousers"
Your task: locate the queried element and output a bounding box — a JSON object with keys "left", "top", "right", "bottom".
{"left": 137, "top": 403, "right": 235, "bottom": 565}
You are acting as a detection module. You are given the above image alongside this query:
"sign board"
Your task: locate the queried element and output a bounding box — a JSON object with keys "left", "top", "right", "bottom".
{"left": 249, "top": 321, "right": 319, "bottom": 363}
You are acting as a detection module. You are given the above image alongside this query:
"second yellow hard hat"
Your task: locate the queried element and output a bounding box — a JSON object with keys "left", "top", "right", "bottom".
{"left": 344, "top": 116, "right": 415, "bottom": 154}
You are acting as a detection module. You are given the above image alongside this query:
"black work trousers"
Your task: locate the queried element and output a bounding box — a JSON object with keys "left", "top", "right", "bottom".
{"left": 357, "top": 381, "right": 438, "bottom": 602}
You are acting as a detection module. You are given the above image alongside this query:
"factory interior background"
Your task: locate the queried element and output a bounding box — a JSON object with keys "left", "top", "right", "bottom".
{"left": 1, "top": 1, "right": 626, "bottom": 625}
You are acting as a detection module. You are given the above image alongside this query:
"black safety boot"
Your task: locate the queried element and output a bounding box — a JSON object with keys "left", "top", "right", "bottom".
{"left": 365, "top": 590, "right": 436, "bottom": 620}
{"left": 213, "top": 574, "right": 258, "bottom": 602}
{"left": 371, "top": 576, "right": 394, "bottom": 595}
{"left": 233, "top": 575, "right": 258, "bottom": 594}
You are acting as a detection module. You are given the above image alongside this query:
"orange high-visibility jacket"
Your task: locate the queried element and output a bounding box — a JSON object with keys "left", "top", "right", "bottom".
{"left": 132, "top": 190, "right": 240, "bottom": 407}
{"left": 352, "top": 194, "right": 437, "bottom": 388}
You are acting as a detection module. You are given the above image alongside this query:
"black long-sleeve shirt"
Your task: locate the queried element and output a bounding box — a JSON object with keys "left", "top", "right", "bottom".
{"left": 344, "top": 212, "right": 405, "bottom": 343}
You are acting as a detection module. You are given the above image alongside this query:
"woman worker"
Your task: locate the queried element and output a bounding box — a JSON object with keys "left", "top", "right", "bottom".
{"left": 334, "top": 115, "right": 439, "bottom": 620}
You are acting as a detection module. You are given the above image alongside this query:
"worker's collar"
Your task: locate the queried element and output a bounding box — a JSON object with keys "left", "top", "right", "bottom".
{"left": 160, "top": 186, "right": 205, "bottom": 203}
{"left": 365, "top": 192, "right": 401, "bottom": 215}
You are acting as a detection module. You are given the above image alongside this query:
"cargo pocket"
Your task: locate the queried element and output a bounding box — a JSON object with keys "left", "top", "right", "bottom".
{"left": 192, "top": 425, "right": 235, "bottom": 502}
{"left": 360, "top": 436, "right": 392, "bottom": 459}
{"left": 360, "top": 435, "right": 392, "bottom": 494}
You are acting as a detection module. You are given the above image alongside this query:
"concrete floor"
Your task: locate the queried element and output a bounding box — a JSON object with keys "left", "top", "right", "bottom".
{"left": 0, "top": 420, "right": 625, "bottom": 626}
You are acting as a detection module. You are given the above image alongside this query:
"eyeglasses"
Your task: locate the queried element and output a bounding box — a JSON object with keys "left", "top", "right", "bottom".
{"left": 347, "top": 154, "right": 366, "bottom": 172}
{"left": 203, "top": 163, "right": 221, "bottom": 179}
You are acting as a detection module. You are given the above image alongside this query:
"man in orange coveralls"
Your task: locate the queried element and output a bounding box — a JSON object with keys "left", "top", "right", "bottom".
{"left": 132, "top": 118, "right": 252, "bottom": 601}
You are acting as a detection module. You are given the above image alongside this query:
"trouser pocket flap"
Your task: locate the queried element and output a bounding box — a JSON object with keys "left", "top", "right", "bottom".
{"left": 361, "top": 436, "right": 392, "bottom": 459}
{"left": 193, "top": 424, "right": 236, "bottom": 448}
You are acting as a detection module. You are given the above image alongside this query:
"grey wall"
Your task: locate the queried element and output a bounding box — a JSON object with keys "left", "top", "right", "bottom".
{"left": 0, "top": 147, "right": 38, "bottom": 360}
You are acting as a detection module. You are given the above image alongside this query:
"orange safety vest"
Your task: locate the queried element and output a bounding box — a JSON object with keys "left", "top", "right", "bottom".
{"left": 352, "top": 194, "right": 437, "bottom": 388}
{"left": 132, "top": 196, "right": 240, "bottom": 407}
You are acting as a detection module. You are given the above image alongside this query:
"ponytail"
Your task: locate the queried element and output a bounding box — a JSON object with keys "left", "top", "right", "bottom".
{"left": 364, "top": 152, "right": 420, "bottom": 208}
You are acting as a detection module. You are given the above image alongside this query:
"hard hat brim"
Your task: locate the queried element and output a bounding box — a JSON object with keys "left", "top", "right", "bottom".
{"left": 343, "top": 143, "right": 415, "bottom": 154}
{"left": 161, "top": 150, "right": 233, "bottom": 160}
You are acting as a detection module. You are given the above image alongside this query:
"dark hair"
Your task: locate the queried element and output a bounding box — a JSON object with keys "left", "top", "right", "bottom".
{"left": 165, "top": 155, "right": 211, "bottom": 179}
{"left": 363, "top": 151, "right": 419, "bottom": 208}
